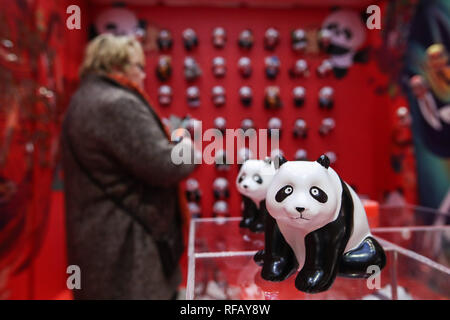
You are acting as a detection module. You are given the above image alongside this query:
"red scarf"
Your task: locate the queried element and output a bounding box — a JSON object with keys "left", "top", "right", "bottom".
{"left": 105, "top": 73, "right": 190, "bottom": 235}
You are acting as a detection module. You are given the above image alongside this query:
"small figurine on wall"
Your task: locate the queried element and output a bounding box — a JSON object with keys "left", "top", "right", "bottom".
{"left": 292, "top": 86, "right": 306, "bottom": 107}
{"left": 214, "top": 117, "right": 227, "bottom": 135}
{"left": 291, "top": 29, "right": 307, "bottom": 53}
{"left": 239, "top": 86, "right": 253, "bottom": 107}
{"left": 158, "top": 85, "right": 172, "bottom": 106}
{"left": 264, "top": 27, "right": 280, "bottom": 51}
{"left": 264, "top": 154, "right": 386, "bottom": 293}
{"left": 212, "top": 57, "right": 226, "bottom": 78}
{"left": 319, "top": 117, "right": 336, "bottom": 136}
{"left": 213, "top": 177, "right": 230, "bottom": 200}
{"left": 317, "top": 59, "right": 333, "bottom": 78}
{"left": 212, "top": 27, "right": 227, "bottom": 48}
{"left": 156, "top": 55, "right": 172, "bottom": 81}
{"left": 294, "top": 149, "right": 308, "bottom": 161}
{"left": 215, "top": 149, "right": 230, "bottom": 171}
{"left": 182, "top": 28, "right": 198, "bottom": 51}
{"left": 241, "top": 118, "right": 255, "bottom": 133}
{"left": 268, "top": 117, "right": 282, "bottom": 138}
{"left": 157, "top": 29, "right": 173, "bottom": 51}
{"left": 212, "top": 86, "right": 226, "bottom": 107}
{"left": 238, "top": 29, "right": 254, "bottom": 50}
{"left": 184, "top": 57, "right": 202, "bottom": 81}
{"left": 289, "top": 59, "right": 309, "bottom": 78}
{"left": 265, "top": 56, "right": 280, "bottom": 79}
{"left": 188, "top": 202, "right": 202, "bottom": 219}
{"left": 264, "top": 86, "right": 282, "bottom": 110}
{"left": 213, "top": 200, "right": 230, "bottom": 219}
{"left": 186, "top": 86, "right": 200, "bottom": 108}
{"left": 318, "top": 86, "right": 334, "bottom": 110}
{"left": 293, "top": 119, "right": 308, "bottom": 138}
{"left": 238, "top": 57, "right": 252, "bottom": 78}
{"left": 185, "top": 178, "right": 202, "bottom": 202}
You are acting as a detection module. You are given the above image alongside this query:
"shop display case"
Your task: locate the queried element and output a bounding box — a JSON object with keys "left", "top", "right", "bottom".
{"left": 186, "top": 205, "right": 450, "bottom": 300}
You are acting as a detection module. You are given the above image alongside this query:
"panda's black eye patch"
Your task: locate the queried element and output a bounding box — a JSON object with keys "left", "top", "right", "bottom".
{"left": 343, "top": 28, "right": 352, "bottom": 39}
{"left": 326, "top": 23, "right": 338, "bottom": 30}
{"left": 310, "top": 186, "right": 328, "bottom": 203}
{"left": 253, "top": 174, "right": 263, "bottom": 184}
{"left": 275, "top": 185, "right": 294, "bottom": 202}
{"left": 238, "top": 174, "right": 245, "bottom": 183}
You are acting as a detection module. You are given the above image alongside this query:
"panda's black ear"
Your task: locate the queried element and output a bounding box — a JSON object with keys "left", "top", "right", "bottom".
{"left": 274, "top": 154, "right": 287, "bottom": 169}
{"left": 316, "top": 154, "right": 330, "bottom": 169}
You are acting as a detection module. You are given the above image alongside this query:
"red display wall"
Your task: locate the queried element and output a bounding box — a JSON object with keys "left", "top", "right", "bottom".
{"left": 90, "top": 3, "right": 395, "bottom": 219}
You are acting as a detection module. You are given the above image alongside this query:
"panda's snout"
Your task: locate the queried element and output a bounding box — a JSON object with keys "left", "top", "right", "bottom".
{"left": 243, "top": 184, "right": 248, "bottom": 189}
{"left": 295, "top": 207, "right": 305, "bottom": 213}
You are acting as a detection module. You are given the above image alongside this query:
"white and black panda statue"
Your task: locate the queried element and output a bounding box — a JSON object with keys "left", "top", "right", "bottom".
{"left": 236, "top": 158, "right": 297, "bottom": 280}
{"left": 263, "top": 154, "right": 386, "bottom": 293}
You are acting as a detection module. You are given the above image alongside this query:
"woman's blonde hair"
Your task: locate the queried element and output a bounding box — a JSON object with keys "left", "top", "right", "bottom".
{"left": 80, "top": 34, "right": 144, "bottom": 78}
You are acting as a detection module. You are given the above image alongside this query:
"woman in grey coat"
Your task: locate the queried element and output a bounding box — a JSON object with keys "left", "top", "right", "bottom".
{"left": 61, "top": 34, "right": 196, "bottom": 299}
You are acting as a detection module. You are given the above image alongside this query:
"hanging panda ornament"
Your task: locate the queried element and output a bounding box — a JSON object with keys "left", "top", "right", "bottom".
{"left": 182, "top": 28, "right": 198, "bottom": 51}
{"left": 239, "top": 86, "right": 253, "bottom": 107}
{"left": 185, "top": 178, "right": 202, "bottom": 203}
{"left": 215, "top": 149, "right": 230, "bottom": 171}
{"left": 156, "top": 55, "right": 172, "bottom": 81}
{"left": 212, "top": 56, "right": 226, "bottom": 78}
{"left": 263, "top": 154, "right": 386, "bottom": 293}
{"left": 212, "top": 86, "right": 226, "bottom": 107}
{"left": 241, "top": 118, "right": 255, "bottom": 133}
{"left": 289, "top": 59, "right": 309, "bottom": 78}
{"left": 184, "top": 57, "right": 202, "bottom": 81}
{"left": 321, "top": 9, "right": 368, "bottom": 78}
{"left": 317, "top": 28, "right": 332, "bottom": 52}
{"left": 264, "top": 86, "right": 282, "bottom": 110}
{"left": 213, "top": 200, "right": 230, "bottom": 219}
{"left": 324, "top": 151, "right": 337, "bottom": 164}
{"left": 294, "top": 149, "right": 308, "bottom": 161}
{"left": 264, "top": 28, "right": 280, "bottom": 51}
{"left": 186, "top": 86, "right": 200, "bottom": 108}
{"left": 158, "top": 85, "right": 172, "bottom": 106}
{"left": 292, "top": 86, "right": 306, "bottom": 107}
{"left": 319, "top": 117, "right": 336, "bottom": 136}
{"left": 265, "top": 56, "right": 280, "bottom": 79}
{"left": 268, "top": 117, "right": 282, "bottom": 138}
{"left": 157, "top": 29, "right": 173, "bottom": 51}
{"left": 188, "top": 202, "right": 202, "bottom": 219}
{"left": 293, "top": 119, "right": 308, "bottom": 139}
{"left": 238, "top": 57, "right": 252, "bottom": 78}
{"left": 318, "top": 86, "right": 334, "bottom": 110}
{"left": 212, "top": 27, "right": 227, "bottom": 48}
{"left": 214, "top": 117, "right": 227, "bottom": 135}
{"left": 238, "top": 29, "right": 254, "bottom": 50}
{"left": 213, "top": 177, "right": 230, "bottom": 200}
{"left": 316, "top": 59, "right": 333, "bottom": 78}
{"left": 291, "top": 29, "right": 307, "bottom": 53}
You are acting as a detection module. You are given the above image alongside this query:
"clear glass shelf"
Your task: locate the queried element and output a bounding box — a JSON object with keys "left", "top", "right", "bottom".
{"left": 186, "top": 205, "right": 450, "bottom": 300}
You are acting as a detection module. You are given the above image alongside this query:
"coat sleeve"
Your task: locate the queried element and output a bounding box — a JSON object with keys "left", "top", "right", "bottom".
{"left": 97, "top": 95, "right": 196, "bottom": 187}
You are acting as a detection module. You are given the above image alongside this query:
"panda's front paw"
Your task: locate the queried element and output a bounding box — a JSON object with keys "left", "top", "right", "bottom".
{"left": 261, "top": 256, "right": 297, "bottom": 281}
{"left": 295, "top": 269, "right": 334, "bottom": 293}
{"left": 253, "top": 250, "right": 265, "bottom": 266}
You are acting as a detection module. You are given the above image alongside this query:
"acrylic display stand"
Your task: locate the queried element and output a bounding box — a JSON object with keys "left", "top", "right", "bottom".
{"left": 186, "top": 204, "right": 450, "bottom": 300}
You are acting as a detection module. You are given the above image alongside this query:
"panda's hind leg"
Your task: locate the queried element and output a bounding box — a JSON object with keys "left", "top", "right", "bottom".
{"left": 338, "top": 236, "right": 386, "bottom": 278}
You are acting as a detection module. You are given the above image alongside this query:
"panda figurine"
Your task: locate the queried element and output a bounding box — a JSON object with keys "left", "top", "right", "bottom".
{"left": 265, "top": 154, "right": 386, "bottom": 293}
{"left": 236, "top": 159, "right": 297, "bottom": 281}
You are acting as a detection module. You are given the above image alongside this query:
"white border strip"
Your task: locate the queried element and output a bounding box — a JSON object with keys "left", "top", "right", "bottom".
{"left": 185, "top": 218, "right": 197, "bottom": 300}
{"left": 373, "top": 226, "right": 450, "bottom": 233}
{"left": 195, "top": 250, "right": 258, "bottom": 259}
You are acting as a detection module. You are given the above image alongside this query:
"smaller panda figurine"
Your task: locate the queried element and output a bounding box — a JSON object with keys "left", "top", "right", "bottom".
{"left": 265, "top": 56, "right": 280, "bottom": 79}
{"left": 265, "top": 154, "right": 386, "bottom": 293}
{"left": 241, "top": 118, "right": 255, "bottom": 133}
{"left": 157, "top": 29, "right": 173, "bottom": 51}
{"left": 213, "top": 200, "right": 230, "bottom": 219}
{"left": 212, "top": 57, "right": 226, "bottom": 78}
{"left": 294, "top": 149, "right": 308, "bottom": 161}
{"left": 291, "top": 29, "right": 307, "bottom": 53}
{"left": 289, "top": 59, "right": 309, "bottom": 78}
{"left": 185, "top": 178, "right": 202, "bottom": 203}
{"left": 268, "top": 117, "right": 282, "bottom": 138}
{"left": 213, "top": 177, "right": 230, "bottom": 200}
{"left": 215, "top": 149, "right": 230, "bottom": 171}
{"left": 238, "top": 29, "right": 254, "bottom": 50}
{"left": 182, "top": 28, "right": 198, "bottom": 51}
{"left": 264, "top": 27, "right": 280, "bottom": 51}
{"left": 238, "top": 57, "right": 252, "bottom": 78}
{"left": 214, "top": 117, "right": 227, "bottom": 135}
{"left": 156, "top": 56, "right": 172, "bottom": 82}
{"left": 292, "top": 86, "right": 306, "bottom": 107}
{"left": 188, "top": 202, "right": 202, "bottom": 219}
{"left": 186, "top": 86, "right": 200, "bottom": 108}
{"left": 212, "top": 86, "right": 226, "bottom": 107}
{"left": 158, "top": 85, "right": 172, "bottom": 106}
{"left": 239, "top": 86, "right": 253, "bottom": 107}
{"left": 318, "top": 86, "right": 334, "bottom": 110}
{"left": 319, "top": 117, "right": 336, "bottom": 136}
{"left": 212, "top": 27, "right": 226, "bottom": 48}
{"left": 237, "top": 147, "right": 253, "bottom": 166}
{"left": 293, "top": 119, "right": 308, "bottom": 139}
{"left": 317, "top": 59, "right": 333, "bottom": 78}
{"left": 264, "top": 86, "right": 282, "bottom": 110}
{"left": 184, "top": 57, "right": 202, "bottom": 81}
